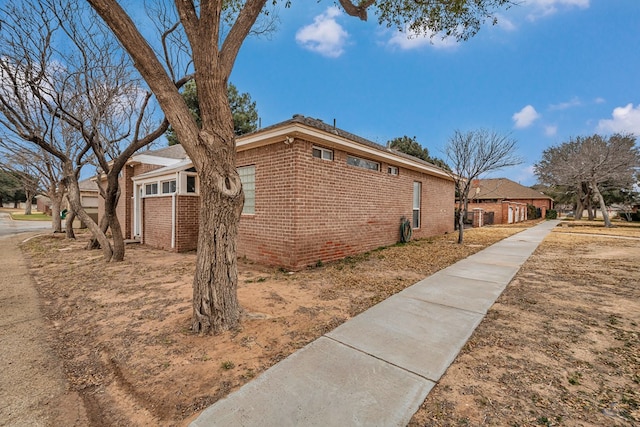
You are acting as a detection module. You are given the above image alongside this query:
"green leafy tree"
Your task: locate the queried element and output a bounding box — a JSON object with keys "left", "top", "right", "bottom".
{"left": 87, "top": 0, "right": 513, "bottom": 334}
{"left": 167, "top": 81, "right": 258, "bottom": 145}
{"left": 0, "top": 169, "right": 21, "bottom": 207}
{"left": 389, "top": 136, "right": 431, "bottom": 161}
{"left": 388, "top": 135, "right": 450, "bottom": 170}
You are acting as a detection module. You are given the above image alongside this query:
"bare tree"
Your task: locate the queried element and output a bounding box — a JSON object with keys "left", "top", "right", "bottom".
{"left": 0, "top": 153, "right": 40, "bottom": 214}
{"left": 0, "top": 0, "right": 168, "bottom": 259}
{"left": 84, "top": 0, "right": 513, "bottom": 334}
{"left": 535, "top": 134, "right": 639, "bottom": 227}
{"left": 0, "top": 141, "right": 67, "bottom": 229}
{"left": 444, "top": 129, "right": 522, "bottom": 243}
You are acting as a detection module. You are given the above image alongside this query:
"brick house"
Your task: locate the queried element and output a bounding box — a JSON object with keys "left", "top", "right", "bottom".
{"left": 467, "top": 178, "right": 554, "bottom": 225}
{"left": 36, "top": 178, "right": 99, "bottom": 227}
{"left": 102, "top": 115, "right": 455, "bottom": 269}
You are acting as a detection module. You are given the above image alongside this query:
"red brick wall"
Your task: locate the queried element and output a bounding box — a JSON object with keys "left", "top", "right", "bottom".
{"left": 236, "top": 138, "right": 454, "bottom": 269}
{"left": 175, "top": 195, "right": 199, "bottom": 252}
{"left": 134, "top": 140, "right": 455, "bottom": 269}
{"left": 236, "top": 142, "right": 297, "bottom": 266}
{"left": 142, "top": 196, "right": 173, "bottom": 250}
{"left": 468, "top": 198, "right": 551, "bottom": 225}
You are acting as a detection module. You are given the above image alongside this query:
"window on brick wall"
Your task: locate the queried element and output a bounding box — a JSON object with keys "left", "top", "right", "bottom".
{"left": 186, "top": 175, "right": 197, "bottom": 193}
{"left": 238, "top": 165, "right": 255, "bottom": 215}
{"left": 145, "top": 183, "right": 158, "bottom": 195}
{"left": 161, "top": 180, "right": 176, "bottom": 194}
{"left": 347, "top": 155, "right": 380, "bottom": 171}
{"left": 312, "top": 146, "right": 333, "bottom": 161}
{"left": 388, "top": 166, "right": 399, "bottom": 176}
{"left": 413, "top": 181, "right": 421, "bottom": 229}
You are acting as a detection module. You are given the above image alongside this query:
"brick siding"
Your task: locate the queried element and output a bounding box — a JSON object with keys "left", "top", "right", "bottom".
{"left": 236, "top": 138, "right": 454, "bottom": 269}
{"left": 142, "top": 196, "right": 173, "bottom": 250}
{"left": 129, "top": 139, "right": 455, "bottom": 270}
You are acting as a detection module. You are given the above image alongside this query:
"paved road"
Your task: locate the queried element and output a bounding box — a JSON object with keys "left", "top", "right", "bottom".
{"left": 0, "top": 212, "right": 52, "bottom": 238}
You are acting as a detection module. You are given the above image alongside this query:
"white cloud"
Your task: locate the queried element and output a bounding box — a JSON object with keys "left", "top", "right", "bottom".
{"left": 388, "top": 27, "right": 458, "bottom": 50}
{"left": 495, "top": 14, "right": 517, "bottom": 32}
{"left": 597, "top": 103, "right": 640, "bottom": 134}
{"left": 594, "top": 97, "right": 606, "bottom": 104}
{"left": 544, "top": 125, "right": 558, "bottom": 136}
{"left": 512, "top": 105, "right": 541, "bottom": 129}
{"left": 549, "top": 97, "right": 581, "bottom": 111}
{"left": 295, "top": 7, "right": 349, "bottom": 58}
{"left": 526, "top": 0, "right": 589, "bottom": 20}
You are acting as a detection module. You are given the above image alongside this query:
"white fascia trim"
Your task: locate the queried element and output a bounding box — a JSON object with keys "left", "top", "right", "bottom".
{"left": 129, "top": 154, "right": 185, "bottom": 167}
{"left": 237, "top": 123, "right": 453, "bottom": 181}
{"left": 132, "top": 159, "right": 194, "bottom": 182}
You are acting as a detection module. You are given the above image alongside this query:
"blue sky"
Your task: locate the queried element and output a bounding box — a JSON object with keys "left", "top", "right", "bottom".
{"left": 229, "top": 0, "right": 640, "bottom": 186}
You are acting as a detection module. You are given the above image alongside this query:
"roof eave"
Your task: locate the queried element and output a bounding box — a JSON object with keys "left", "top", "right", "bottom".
{"left": 237, "top": 123, "right": 453, "bottom": 181}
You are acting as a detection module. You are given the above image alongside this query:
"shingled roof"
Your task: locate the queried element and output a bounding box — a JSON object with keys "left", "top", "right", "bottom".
{"left": 137, "top": 144, "right": 188, "bottom": 160}
{"left": 254, "top": 114, "right": 445, "bottom": 170}
{"left": 471, "top": 178, "right": 552, "bottom": 201}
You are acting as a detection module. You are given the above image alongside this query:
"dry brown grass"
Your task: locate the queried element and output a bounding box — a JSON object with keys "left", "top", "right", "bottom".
{"left": 23, "top": 219, "right": 640, "bottom": 426}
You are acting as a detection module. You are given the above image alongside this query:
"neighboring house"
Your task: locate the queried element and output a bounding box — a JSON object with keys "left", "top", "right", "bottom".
{"left": 73, "top": 178, "right": 100, "bottom": 228}
{"left": 100, "top": 115, "right": 455, "bottom": 270}
{"left": 35, "top": 194, "right": 52, "bottom": 214}
{"left": 466, "top": 178, "right": 554, "bottom": 226}
{"left": 34, "top": 178, "right": 99, "bottom": 227}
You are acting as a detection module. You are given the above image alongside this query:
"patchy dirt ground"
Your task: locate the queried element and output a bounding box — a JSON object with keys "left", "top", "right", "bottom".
{"left": 410, "top": 222, "right": 640, "bottom": 426}
{"left": 20, "top": 220, "right": 639, "bottom": 426}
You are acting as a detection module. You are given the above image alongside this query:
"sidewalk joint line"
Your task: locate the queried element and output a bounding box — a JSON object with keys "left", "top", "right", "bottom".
{"left": 322, "top": 335, "right": 439, "bottom": 383}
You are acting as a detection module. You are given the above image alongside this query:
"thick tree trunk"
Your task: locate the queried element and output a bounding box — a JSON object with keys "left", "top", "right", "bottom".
{"left": 49, "top": 186, "right": 65, "bottom": 233}
{"left": 65, "top": 169, "right": 113, "bottom": 260}
{"left": 50, "top": 199, "right": 62, "bottom": 232}
{"left": 65, "top": 210, "right": 76, "bottom": 239}
{"left": 24, "top": 192, "right": 32, "bottom": 215}
{"left": 191, "top": 171, "right": 244, "bottom": 334}
{"left": 586, "top": 191, "right": 595, "bottom": 221}
{"left": 591, "top": 182, "right": 612, "bottom": 228}
{"left": 87, "top": 215, "right": 109, "bottom": 250}
{"left": 103, "top": 175, "right": 125, "bottom": 261}
{"left": 574, "top": 185, "right": 584, "bottom": 220}
{"left": 110, "top": 213, "right": 125, "bottom": 261}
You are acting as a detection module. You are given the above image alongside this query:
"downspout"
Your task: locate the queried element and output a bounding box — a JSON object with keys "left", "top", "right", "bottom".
{"left": 171, "top": 192, "right": 176, "bottom": 249}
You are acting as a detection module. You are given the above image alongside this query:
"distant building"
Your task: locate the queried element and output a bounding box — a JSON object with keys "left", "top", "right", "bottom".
{"left": 466, "top": 178, "right": 554, "bottom": 226}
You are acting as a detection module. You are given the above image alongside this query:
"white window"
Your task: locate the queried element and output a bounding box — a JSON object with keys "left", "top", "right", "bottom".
{"left": 413, "top": 181, "right": 421, "bottom": 229}
{"left": 312, "top": 146, "right": 334, "bottom": 161}
{"left": 388, "top": 166, "right": 399, "bottom": 176}
{"left": 347, "top": 155, "right": 379, "bottom": 172}
{"left": 238, "top": 165, "right": 255, "bottom": 215}
{"left": 145, "top": 183, "right": 158, "bottom": 196}
{"left": 161, "top": 180, "right": 176, "bottom": 194}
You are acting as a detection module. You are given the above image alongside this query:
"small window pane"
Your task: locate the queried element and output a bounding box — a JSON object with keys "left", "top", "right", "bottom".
{"left": 413, "top": 181, "right": 421, "bottom": 229}
{"left": 145, "top": 183, "right": 158, "bottom": 195}
{"left": 388, "top": 166, "right": 399, "bottom": 176}
{"left": 162, "top": 180, "right": 176, "bottom": 194}
{"left": 238, "top": 165, "right": 255, "bottom": 215}
{"left": 186, "top": 175, "right": 196, "bottom": 193}
{"left": 347, "top": 155, "right": 379, "bottom": 171}
{"left": 313, "top": 146, "right": 333, "bottom": 161}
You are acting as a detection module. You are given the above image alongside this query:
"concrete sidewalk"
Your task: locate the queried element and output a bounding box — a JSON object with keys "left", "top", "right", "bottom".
{"left": 191, "top": 220, "right": 560, "bottom": 427}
